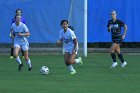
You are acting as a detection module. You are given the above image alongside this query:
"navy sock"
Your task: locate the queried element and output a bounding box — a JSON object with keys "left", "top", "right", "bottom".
{"left": 117, "top": 53, "right": 124, "bottom": 63}
{"left": 111, "top": 53, "right": 116, "bottom": 62}
{"left": 11, "top": 48, "right": 14, "bottom": 56}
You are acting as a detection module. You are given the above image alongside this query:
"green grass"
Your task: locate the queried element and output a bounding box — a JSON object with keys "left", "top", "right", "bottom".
{"left": 0, "top": 53, "right": 140, "bottom": 93}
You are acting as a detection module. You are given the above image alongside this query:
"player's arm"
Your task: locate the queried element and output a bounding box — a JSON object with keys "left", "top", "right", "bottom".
{"left": 72, "top": 38, "right": 78, "bottom": 54}
{"left": 57, "top": 31, "right": 63, "bottom": 44}
{"left": 18, "top": 32, "right": 30, "bottom": 36}
{"left": 71, "top": 31, "right": 78, "bottom": 53}
{"left": 107, "top": 21, "right": 111, "bottom": 32}
{"left": 10, "top": 25, "right": 14, "bottom": 38}
{"left": 18, "top": 24, "right": 30, "bottom": 36}
{"left": 57, "top": 38, "right": 63, "bottom": 44}
{"left": 122, "top": 24, "right": 127, "bottom": 39}
{"left": 10, "top": 29, "right": 14, "bottom": 38}
{"left": 73, "top": 38, "right": 78, "bottom": 50}
{"left": 120, "top": 20, "right": 127, "bottom": 39}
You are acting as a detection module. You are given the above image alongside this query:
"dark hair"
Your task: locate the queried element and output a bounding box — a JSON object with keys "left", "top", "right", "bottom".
{"left": 68, "top": 26, "right": 74, "bottom": 30}
{"left": 15, "top": 9, "right": 22, "bottom": 13}
{"left": 14, "top": 14, "right": 21, "bottom": 19}
{"left": 61, "top": 20, "right": 68, "bottom": 25}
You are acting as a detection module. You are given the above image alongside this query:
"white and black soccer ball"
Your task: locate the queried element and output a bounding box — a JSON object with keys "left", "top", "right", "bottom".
{"left": 40, "top": 66, "right": 49, "bottom": 75}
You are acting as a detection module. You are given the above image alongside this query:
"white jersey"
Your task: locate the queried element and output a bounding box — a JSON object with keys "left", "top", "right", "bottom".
{"left": 11, "top": 22, "right": 29, "bottom": 50}
{"left": 59, "top": 28, "right": 78, "bottom": 53}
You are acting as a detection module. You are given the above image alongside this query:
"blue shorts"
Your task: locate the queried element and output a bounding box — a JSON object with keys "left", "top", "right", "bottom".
{"left": 14, "top": 42, "right": 29, "bottom": 51}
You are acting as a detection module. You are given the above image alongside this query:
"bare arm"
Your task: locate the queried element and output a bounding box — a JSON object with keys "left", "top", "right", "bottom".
{"left": 73, "top": 38, "right": 78, "bottom": 50}
{"left": 122, "top": 24, "right": 127, "bottom": 39}
{"left": 18, "top": 32, "right": 30, "bottom": 36}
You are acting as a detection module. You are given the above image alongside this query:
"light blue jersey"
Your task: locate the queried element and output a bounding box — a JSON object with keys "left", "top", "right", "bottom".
{"left": 59, "top": 28, "right": 78, "bottom": 53}
{"left": 11, "top": 22, "right": 29, "bottom": 50}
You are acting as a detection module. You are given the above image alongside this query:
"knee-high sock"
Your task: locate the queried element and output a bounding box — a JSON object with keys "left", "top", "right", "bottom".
{"left": 16, "top": 56, "right": 22, "bottom": 64}
{"left": 67, "top": 65, "right": 75, "bottom": 72}
{"left": 27, "top": 59, "right": 32, "bottom": 68}
{"left": 117, "top": 53, "right": 124, "bottom": 63}
{"left": 75, "top": 58, "right": 80, "bottom": 64}
{"left": 111, "top": 53, "right": 116, "bottom": 62}
{"left": 11, "top": 48, "right": 14, "bottom": 56}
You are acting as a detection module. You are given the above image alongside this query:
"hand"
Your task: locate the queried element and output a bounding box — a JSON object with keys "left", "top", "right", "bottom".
{"left": 122, "top": 35, "right": 125, "bottom": 39}
{"left": 10, "top": 33, "right": 14, "bottom": 38}
{"left": 72, "top": 49, "right": 76, "bottom": 54}
{"left": 57, "top": 40, "right": 61, "bottom": 44}
{"left": 18, "top": 33, "right": 23, "bottom": 36}
{"left": 108, "top": 26, "right": 111, "bottom": 32}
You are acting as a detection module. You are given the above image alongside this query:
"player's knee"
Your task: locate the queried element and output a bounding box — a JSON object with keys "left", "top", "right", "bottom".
{"left": 116, "top": 50, "right": 121, "bottom": 54}
{"left": 110, "top": 49, "right": 115, "bottom": 53}
{"left": 24, "top": 56, "right": 29, "bottom": 61}
{"left": 65, "top": 62, "right": 70, "bottom": 66}
{"left": 14, "top": 53, "right": 18, "bottom": 58}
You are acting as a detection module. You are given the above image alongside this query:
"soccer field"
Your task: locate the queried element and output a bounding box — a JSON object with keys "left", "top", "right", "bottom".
{"left": 0, "top": 53, "right": 139, "bottom": 93}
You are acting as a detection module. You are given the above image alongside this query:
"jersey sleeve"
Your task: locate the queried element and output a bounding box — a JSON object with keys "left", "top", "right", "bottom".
{"left": 23, "top": 24, "right": 29, "bottom": 32}
{"left": 71, "top": 31, "right": 76, "bottom": 40}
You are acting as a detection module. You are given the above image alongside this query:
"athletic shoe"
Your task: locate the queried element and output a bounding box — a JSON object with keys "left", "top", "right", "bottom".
{"left": 70, "top": 71, "right": 76, "bottom": 75}
{"left": 28, "top": 67, "right": 32, "bottom": 71}
{"left": 10, "top": 56, "right": 14, "bottom": 59}
{"left": 79, "top": 57, "right": 83, "bottom": 66}
{"left": 28, "top": 68, "right": 32, "bottom": 71}
{"left": 18, "top": 63, "right": 24, "bottom": 71}
{"left": 121, "top": 61, "right": 127, "bottom": 68}
{"left": 111, "top": 62, "right": 118, "bottom": 68}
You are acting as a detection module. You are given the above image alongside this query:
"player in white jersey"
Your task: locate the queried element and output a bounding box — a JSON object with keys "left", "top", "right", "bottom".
{"left": 57, "top": 20, "right": 83, "bottom": 74}
{"left": 10, "top": 15, "right": 32, "bottom": 71}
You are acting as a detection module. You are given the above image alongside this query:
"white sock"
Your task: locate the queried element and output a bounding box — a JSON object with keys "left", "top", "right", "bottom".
{"left": 27, "top": 59, "right": 32, "bottom": 68}
{"left": 16, "top": 56, "right": 22, "bottom": 64}
{"left": 67, "top": 65, "right": 75, "bottom": 72}
{"left": 75, "top": 58, "right": 80, "bottom": 64}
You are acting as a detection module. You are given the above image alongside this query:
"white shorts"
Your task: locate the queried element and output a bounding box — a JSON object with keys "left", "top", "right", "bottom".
{"left": 64, "top": 48, "right": 78, "bottom": 54}
{"left": 14, "top": 42, "right": 29, "bottom": 51}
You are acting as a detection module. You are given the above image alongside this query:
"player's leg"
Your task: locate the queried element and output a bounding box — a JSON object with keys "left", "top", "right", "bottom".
{"left": 110, "top": 43, "right": 118, "bottom": 68}
{"left": 23, "top": 50, "right": 32, "bottom": 71}
{"left": 67, "top": 53, "right": 78, "bottom": 74}
{"left": 10, "top": 39, "right": 14, "bottom": 59}
{"left": 22, "top": 43, "right": 32, "bottom": 71}
{"left": 14, "top": 46, "right": 23, "bottom": 71}
{"left": 64, "top": 52, "right": 76, "bottom": 74}
{"left": 21, "top": 48, "right": 24, "bottom": 59}
{"left": 116, "top": 45, "right": 127, "bottom": 68}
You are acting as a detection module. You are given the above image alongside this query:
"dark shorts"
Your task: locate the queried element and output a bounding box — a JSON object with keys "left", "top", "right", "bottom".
{"left": 112, "top": 39, "right": 123, "bottom": 44}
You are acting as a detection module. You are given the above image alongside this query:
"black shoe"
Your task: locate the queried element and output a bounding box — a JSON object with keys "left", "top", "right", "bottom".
{"left": 18, "top": 63, "right": 23, "bottom": 71}
{"left": 28, "top": 67, "right": 32, "bottom": 71}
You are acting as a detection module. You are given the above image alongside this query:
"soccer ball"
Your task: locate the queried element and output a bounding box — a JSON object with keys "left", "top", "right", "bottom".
{"left": 40, "top": 66, "right": 49, "bottom": 75}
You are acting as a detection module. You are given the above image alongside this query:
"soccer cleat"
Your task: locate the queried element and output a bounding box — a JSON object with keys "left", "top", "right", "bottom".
{"left": 70, "top": 71, "right": 76, "bottom": 75}
{"left": 18, "top": 63, "right": 24, "bottom": 71}
{"left": 10, "top": 56, "right": 14, "bottom": 59}
{"left": 28, "top": 67, "right": 32, "bottom": 71}
{"left": 79, "top": 57, "right": 83, "bottom": 66}
{"left": 121, "top": 61, "right": 127, "bottom": 68}
{"left": 111, "top": 62, "right": 118, "bottom": 68}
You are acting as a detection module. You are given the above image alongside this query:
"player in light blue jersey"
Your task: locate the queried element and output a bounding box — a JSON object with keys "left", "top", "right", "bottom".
{"left": 57, "top": 20, "right": 82, "bottom": 74}
{"left": 10, "top": 9, "right": 26, "bottom": 59}
{"left": 10, "top": 15, "right": 32, "bottom": 71}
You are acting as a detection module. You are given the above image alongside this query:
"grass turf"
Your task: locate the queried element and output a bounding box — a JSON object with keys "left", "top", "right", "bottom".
{"left": 0, "top": 53, "right": 139, "bottom": 93}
